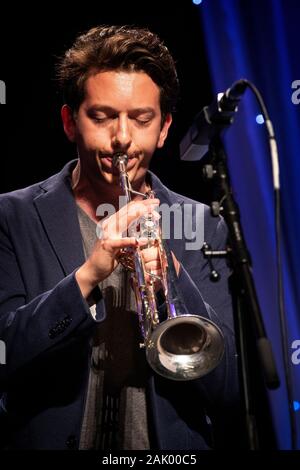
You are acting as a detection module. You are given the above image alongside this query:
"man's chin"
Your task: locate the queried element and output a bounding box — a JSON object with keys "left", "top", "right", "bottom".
{"left": 100, "top": 171, "right": 120, "bottom": 186}
{"left": 96, "top": 159, "right": 145, "bottom": 189}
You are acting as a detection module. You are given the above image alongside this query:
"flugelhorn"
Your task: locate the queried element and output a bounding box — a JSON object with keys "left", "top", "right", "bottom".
{"left": 113, "top": 153, "right": 224, "bottom": 380}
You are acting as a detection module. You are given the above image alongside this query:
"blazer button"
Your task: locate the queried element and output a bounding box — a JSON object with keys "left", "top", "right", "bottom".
{"left": 66, "top": 435, "right": 77, "bottom": 449}
{"left": 48, "top": 329, "right": 56, "bottom": 339}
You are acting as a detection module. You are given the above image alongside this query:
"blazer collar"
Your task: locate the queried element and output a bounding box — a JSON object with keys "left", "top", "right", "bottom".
{"left": 33, "top": 160, "right": 85, "bottom": 276}
{"left": 147, "top": 171, "right": 185, "bottom": 207}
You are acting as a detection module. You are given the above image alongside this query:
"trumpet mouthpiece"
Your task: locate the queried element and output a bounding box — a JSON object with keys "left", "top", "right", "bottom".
{"left": 112, "top": 153, "right": 128, "bottom": 168}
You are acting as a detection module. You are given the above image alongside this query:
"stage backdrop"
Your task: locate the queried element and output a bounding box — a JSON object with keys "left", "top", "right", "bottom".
{"left": 197, "top": 0, "right": 300, "bottom": 449}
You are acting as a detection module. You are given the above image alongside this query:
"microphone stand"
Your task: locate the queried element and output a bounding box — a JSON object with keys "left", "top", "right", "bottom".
{"left": 203, "top": 135, "right": 280, "bottom": 449}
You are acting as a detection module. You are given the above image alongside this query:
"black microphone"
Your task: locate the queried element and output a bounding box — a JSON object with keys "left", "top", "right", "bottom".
{"left": 180, "top": 79, "right": 248, "bottom": 161}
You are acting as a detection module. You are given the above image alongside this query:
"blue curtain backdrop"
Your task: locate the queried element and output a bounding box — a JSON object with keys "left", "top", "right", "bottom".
{"left": 197, "top": 0, "right": 300, "bottom": 449}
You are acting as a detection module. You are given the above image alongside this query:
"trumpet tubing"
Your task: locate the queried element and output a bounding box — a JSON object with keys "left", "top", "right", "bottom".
{"left": 113, "top": 152, "right": 224, "bottom": 380}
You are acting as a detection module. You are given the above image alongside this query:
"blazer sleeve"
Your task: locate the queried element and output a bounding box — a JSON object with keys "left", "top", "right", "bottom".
{"left": 0, "top": 202, "right": 105, "bottom": 387}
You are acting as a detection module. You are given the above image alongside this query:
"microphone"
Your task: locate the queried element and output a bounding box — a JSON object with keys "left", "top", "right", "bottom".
{"left": 180, "top": 79, "right": 248, "bottom": 161}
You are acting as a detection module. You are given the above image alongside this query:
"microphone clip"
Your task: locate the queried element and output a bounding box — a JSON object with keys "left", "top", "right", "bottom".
{"left": 201, "top": 242, "right": 229, "bottom": 282}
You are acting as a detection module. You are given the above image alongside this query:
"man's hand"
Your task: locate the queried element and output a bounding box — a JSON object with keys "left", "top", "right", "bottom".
{"left": 75, "top": 198, "right": 159, "bottom": 299}
{"left": 141, "top": 245, "right": 181, "bottom": 293}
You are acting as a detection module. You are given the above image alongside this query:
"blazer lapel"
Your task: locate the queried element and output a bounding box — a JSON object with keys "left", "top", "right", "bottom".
{"left": 34, "top": 161, "right": 85, "bottom": 276}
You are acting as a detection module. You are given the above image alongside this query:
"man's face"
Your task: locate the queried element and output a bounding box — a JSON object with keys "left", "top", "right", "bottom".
{"left": 65, "top": 70, "right": 172, "bottom": 187}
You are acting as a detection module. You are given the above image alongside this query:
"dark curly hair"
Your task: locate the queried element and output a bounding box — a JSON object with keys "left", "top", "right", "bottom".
{"left": 56, "top": 25, "right": 180, "bottom": 124}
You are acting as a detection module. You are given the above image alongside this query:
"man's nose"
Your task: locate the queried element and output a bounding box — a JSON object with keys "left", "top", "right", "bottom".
{"left": 112, "top": 115, "right": 132, "bottom": 150}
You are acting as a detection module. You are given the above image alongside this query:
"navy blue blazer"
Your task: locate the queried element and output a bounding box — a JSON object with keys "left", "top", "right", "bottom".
{"left": 0, "top": 161, "right": 240, "bottom": 449}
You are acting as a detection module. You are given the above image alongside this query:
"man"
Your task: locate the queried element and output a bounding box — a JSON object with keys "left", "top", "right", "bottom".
{"left": 0, "top": 25, "right": 241, "bottom": 450}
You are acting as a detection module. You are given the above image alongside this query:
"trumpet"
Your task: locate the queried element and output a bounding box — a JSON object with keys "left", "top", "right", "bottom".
{"left": 113, "top": 153, "right": 224, "bottom": 380}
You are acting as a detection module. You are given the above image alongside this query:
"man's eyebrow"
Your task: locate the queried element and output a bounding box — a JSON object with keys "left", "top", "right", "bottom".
{"left": 130, "top": 107, "right": 156, "bottom": 115}
{"left": 87, "top": 105, "right": 115, "bottom": 113}
{"left": 88, "top": 105, "right": 156, "bottom": 115}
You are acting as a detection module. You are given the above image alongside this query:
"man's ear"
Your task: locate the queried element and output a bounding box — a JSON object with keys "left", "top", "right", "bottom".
{"left": 157, "top": 113, "right": 172, "bottom": 148}
{"left": 61, "top": 104, "right": 77, "bottom": 142}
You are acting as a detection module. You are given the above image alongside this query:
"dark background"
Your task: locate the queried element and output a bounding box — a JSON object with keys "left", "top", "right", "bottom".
{"left": 0, "top": 2, "right": 213, "bottom": 202}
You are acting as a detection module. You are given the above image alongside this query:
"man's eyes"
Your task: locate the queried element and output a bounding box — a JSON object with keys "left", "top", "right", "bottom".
{"left": 91, "top": 114, "right": 113, "bottom": 123}
{"left": 93, "top": 116, "right": 108, "bottom": 123}
{"left": 91, "top": 115, "right": 152, "bottom": 125}
{"left": 135, "top": 118, "right": 151, "bottom": 126}
{"left": 132, "top": 114, "right": 153, "bottom": 125}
